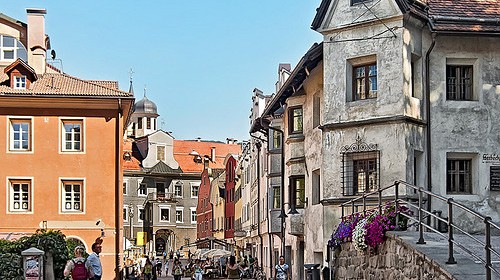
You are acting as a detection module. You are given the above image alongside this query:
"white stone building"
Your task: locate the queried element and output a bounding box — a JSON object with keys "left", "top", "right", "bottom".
{"left": 311, "top": 0, "right": 500, "bottom": 263}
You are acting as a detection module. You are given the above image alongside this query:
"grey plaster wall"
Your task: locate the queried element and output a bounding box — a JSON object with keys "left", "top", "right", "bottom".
{"left": 426, "top": 35, "right": 500, "bottom": 227}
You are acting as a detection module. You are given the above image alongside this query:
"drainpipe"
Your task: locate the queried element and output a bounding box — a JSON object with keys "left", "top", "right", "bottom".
{"left": 115, "top": 99, "right": 123, "bottom": 279}
{"left": 425, "top": 33, "right": 436, "bottom": 222}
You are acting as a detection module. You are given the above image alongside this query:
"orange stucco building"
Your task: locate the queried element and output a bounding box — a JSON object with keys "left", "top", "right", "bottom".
{"left": 0, "top": 9, "right": 134, "bottom": 279}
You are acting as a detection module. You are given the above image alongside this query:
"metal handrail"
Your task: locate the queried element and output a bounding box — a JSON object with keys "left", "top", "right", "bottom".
{"left": 339, "top": 180, "right": 500, "bottom": 280}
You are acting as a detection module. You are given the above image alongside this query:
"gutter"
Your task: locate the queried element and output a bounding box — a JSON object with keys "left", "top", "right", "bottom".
{"left": 115, "top": 99, "right": 123, "bottom": 279}
{"left": 430, "top": 15, "right": 500, "bottom": 25}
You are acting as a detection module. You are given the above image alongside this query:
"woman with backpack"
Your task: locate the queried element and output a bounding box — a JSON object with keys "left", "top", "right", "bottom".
{"left": 142, "top": 257, "right": 153, "bottom": 280}
{"left": 172, "top": 259, "right": 183, "bottom": 280}
{"left": 63, "top": 246, "right": 94, "bottom": 280}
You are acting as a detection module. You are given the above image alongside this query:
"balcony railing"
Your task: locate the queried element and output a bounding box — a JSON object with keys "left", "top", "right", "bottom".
{"left": 146, "top": 192, "right": 177, "bottom": 202}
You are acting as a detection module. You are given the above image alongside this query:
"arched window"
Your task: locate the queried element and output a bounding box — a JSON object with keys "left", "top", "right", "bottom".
{"left": 0, "top": 35, "right": 27, "bottom": 62}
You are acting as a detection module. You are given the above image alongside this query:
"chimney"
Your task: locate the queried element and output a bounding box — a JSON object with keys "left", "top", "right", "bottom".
{"left": 211, "top": 147, "right": 216, "bottom": 163}
{"left": 27, "top": 8, "right": 47, "bottom": 75}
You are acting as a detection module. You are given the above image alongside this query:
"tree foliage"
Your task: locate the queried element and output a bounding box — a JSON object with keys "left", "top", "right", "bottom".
{"left": 0, "top": 229, "right": 70, "bottom": 280}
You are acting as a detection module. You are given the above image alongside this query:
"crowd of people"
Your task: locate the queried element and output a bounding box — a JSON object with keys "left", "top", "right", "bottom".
{"left": 62, "top": 237, "right": 290, "bottom": 280}
{"left": 121, "top": 249, "right": 289, "bottom": 280}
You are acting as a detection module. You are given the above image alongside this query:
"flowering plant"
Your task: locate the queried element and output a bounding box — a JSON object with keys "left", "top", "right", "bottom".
{"left": 329, "top": 202, "right": 412, "bottom": 252}
{"left": 384, "top": 202, "right": 413, "bottom": 230}
{"left": 352, "top": 216, "right": 369, "bottom": 251}
{"left": 328, "top": 215, "right": 359, "bottom": 248}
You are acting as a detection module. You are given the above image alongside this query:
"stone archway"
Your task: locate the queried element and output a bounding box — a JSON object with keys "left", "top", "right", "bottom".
{"left": 155, "top": 229, "right": 173, "bottom": 257}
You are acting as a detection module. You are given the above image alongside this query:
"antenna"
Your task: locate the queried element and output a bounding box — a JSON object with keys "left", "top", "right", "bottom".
{"left": 129, "top": 68, "right": 134, "bottom": 82}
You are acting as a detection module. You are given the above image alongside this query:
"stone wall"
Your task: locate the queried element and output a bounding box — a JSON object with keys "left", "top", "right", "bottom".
{"left": 333, "top": 233, "right": 454, "bottom": 280}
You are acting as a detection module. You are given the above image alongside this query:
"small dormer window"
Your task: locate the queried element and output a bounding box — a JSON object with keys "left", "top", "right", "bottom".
{"left": 14, "top": 76, "right": 26, "bottom": 89}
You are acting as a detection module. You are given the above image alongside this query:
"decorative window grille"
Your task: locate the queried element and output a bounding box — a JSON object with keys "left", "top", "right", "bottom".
{"left": 341, "top": 138, "right": 379, "bottom": 196}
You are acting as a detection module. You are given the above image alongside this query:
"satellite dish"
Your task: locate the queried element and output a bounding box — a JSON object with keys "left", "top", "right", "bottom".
{"left": 50, "top": 49, "right": 56, "bottom": 59}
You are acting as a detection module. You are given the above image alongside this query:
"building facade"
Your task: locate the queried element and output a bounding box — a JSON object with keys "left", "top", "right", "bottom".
{"left": 313, "top": 0, "right": 500, "bottom": 244}
{"left": 0, "top": 9, "right": 134, "bottom": 279}
{"left": 250, "top": 44, "right": 324, "bottom": 279}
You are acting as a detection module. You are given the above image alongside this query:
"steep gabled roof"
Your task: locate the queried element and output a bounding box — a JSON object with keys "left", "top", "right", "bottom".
{"left": 4, "top": 58, "right": 38, "bottom": 79}
{"left": 312, "top": 0, "right": 500, "bottom": 34}
{"left": 251, "top": 42, "right": 323, "bottom": 134}
{"left": 311, "top": 0, "right": 332, "bottom": 30}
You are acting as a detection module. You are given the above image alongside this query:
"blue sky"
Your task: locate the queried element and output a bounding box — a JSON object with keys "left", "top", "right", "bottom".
{"left": 3, "top": 1, "right": 322, "bottom": 142}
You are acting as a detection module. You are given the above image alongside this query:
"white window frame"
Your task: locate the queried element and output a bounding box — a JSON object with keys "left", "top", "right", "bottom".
{"left": 60, "top": 118, "right": 85, "bottom": 153}
{"left": 190, "top": 182, "right": 200, "bottom": 198}
{"left": 174, "top": 182, "right": 183, "bottom": 198}
{"left": 123, "top": 205, "right": 129, "bottom": 222}
{"left": 0, "top": 35, "right": 27, "bottom": 62}
{"left": 59, "top": 178, "right": 85, "bottom": 214}
{"left": 7, "top": 177, "right": 33, "bottom": 213}
{"left": 190, "top": 207, "right": 197, "bottom": 224}
{"left": 8, "top": 116, "right": 33, "bottom": 153}
{"left": 137, "top": 205, "right": 144, "bottom": 223}
{"left": 138, "top": 183, "right": 147, "bottom": 197}
{"left": 159, "top": 206, "right": 170, "bottom": 222}
{"left": 176, "top": 207, "right": 184, "bottom": 223}
{"left": 123, "top": 180, "right": 128, "bottom": 195}
{"left": 14, "top": 76, "right": 26, "bottom": 89}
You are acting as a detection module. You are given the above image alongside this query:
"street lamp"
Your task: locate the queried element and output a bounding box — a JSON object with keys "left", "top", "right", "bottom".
{"left": 129, "top": 203, "right": 134, "bottom": 244}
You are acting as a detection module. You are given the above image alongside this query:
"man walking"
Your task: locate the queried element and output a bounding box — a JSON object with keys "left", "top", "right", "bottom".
{"left": 87, "top": 242, "right": 103, "bottom": 280}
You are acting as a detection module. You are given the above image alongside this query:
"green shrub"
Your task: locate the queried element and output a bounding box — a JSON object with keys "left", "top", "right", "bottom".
{"left": 0, "top": 229, "right": 70, "bottom": 280}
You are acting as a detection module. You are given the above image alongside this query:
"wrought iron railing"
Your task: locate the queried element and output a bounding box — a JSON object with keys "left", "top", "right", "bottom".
{"left": 340, "top": 180, "right": 500, "bottom": 280}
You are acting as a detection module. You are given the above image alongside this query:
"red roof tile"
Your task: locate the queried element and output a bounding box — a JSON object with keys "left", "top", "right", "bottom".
{"left": 428, "top": 0, "right": 500, "bottom": 33}
{"left": 123, "top": 139, "right": 141, "bottom": 171}
{"left": 174, "top": 140, "right": 241, "bottom": 173}
{"left": 0, "top": 72, "right": 131, "bottom": 97}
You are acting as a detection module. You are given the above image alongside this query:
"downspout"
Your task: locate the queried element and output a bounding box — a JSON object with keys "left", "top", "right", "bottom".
{"left": 425, "top": 33, "right": 436, "bottom": 222}
{"left": 115, "top": 98, "right": 123, "bottom": 279}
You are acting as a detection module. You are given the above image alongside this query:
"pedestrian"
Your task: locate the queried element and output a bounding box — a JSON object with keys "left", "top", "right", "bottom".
{"left": 63, "top": 246, "right": 94, "bottom": 280}
{"left": 193, "top": 259, "right": 203, "bottom": 280}
{"left": 274, "top": 255, "right": 289, "bottom": 280}
{"left": 87, "top": 242, "right": 103, "bottom": 280}
{"left": 156, "top": 258, "right": 162, "bottom": 277}
{"left": 226, "top": 255, "right": 240, "bottom": 279}
{"left": 164, "top": 258, "right": 170, "bottom": 276}
{"left": 172, "top": 259, "right": 184, "bottom": 280}
{"left": 219, "top": 256, "right": 227, "bottom": 277}
{"left": 142, "top": 257, "right": 153, "bottom": 280}
{"left": 176, "top": 249, "right": 181, "bottom": 259}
